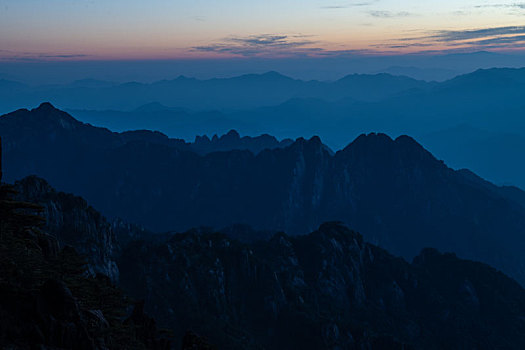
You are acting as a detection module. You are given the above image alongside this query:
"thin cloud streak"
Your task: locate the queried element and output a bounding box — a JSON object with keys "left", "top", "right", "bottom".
{"left": 0, "top": 50, "right": 90, "bottom": 62}
{"left": 474, "top": 3, "right": 525, "bottom": 10}
{"left": 428, "top": 26, "right": 525, "bottom": 42}
{"left": 369, "top": 11, "right": 413, "bottom": 18}
{"left": 192, "top": 33, "right": 392, "bottom": 57}
{"left": 193, "top": 34, "right": 318, "bottom": 57}
{"left": 321, "top": 2, "right": 375, "bottom": 9}
{"left": 192, "top": 25, "right": 525, "bottom": 58}
{"left": 385, "top": 25, "right": 525, "bottom": 52}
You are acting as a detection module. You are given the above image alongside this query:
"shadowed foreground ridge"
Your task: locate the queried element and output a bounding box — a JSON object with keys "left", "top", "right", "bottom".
{"left": 119, "top": 222, "right": 525, "bottom": 350}
{"left": 3, "top": 155, "right": 525, "bottom": 348}
{"left": 0, "top": 138, "right": 172, "bottom": 349}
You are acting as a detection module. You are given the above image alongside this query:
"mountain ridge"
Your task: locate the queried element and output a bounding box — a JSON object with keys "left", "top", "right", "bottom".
{"left": 3, "top": 104, "right": 525, "bottom": 287}
{"left": 6, "top": 165, "right": 525, "bottom": 349}
{"left": 119, "top": 221, "right": 525, "bottom": 349}
{"left": 0, "top": 71, "right": 432, "bottom": 112}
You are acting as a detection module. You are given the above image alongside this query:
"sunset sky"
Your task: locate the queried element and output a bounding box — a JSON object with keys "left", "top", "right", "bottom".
{"left": 2, "top": 0, "right": 525, "bottom": 61}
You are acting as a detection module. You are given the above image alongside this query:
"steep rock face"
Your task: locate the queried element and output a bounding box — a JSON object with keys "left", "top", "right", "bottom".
{"left": 119, "top": 222, "right": 525, "bottom": 350}
{"left": 12, "top": 175, "right": 120, "bottom": 281}
{"left": 4, "top": 104, "right": 525, "bottom": 286}
{"left": 0, "top": 179, "right": 171, "bottom": 350}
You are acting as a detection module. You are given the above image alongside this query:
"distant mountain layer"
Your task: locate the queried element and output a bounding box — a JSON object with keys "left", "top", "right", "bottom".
{"left": 3, "top": 103, "right": 525, "bottom": 288}
{"left": 0, "top": 71, "right": 432, "bottom": 112}
{"left": 372, "top": 66, "right": 460, "bottom": 81}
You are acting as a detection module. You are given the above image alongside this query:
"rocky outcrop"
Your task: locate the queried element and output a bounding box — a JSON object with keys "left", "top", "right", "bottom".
{"left": 12, "top": 175, "right": 120, "bottom": 282}
{"left": 192, "top": 129, "right": 293, "bottom": 155}
{"left": 0, "top": 171, "right": 171, "bottom": 349}
{"left": 119, "top": 222, "right": 525, "bottom": 350}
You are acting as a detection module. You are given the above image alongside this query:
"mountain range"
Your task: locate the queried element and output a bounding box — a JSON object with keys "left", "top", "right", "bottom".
{"left": 0, "top": 71, "right": 431, "bottom": 113}
{"left": 119, "top": 222, "right": 525, "bottom": 349}
{"left": 3, "top": 162, "right": 525, "bottom": 349}
{"left": 4, "top": 67, "right": 521, "bottom": 188}
{"left": 2, "top": 103, "right": 525, "bottom": 289}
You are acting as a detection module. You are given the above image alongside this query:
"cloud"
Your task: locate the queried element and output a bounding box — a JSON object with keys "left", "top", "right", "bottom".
{"left": 384, "top": 25, "right": 525, "bottom": 53}
{"left": 229, "top": 34, "right": 313, "bottom": 47}
{"left": 191, "top": 15, "right": 205, "bottom": 22}
{"left": 192, "top": 33, "right": 390, "bottom": 57}
{"left": 193, "top": 34, "right": 320, "bottom": 57}
{"left": 474, "top": 3, "right": 525, "bottom": 10}
{"left": 0, "top": 50, "right": 90, "bottom": 62}
{"left": 38, "top": 54, "right": 89, "bottom": 59}
{"left": 471, "top": 34, "right": 525, "bottom": 45}
{"left": 193, "top": 25, "right": 525, "bottom": 58}
{"left": 373, "top": 42, "right": 434, "bottom": 49}
{"left": 368, "top": 10, "right": 412, "bottom": 18}
{"left": 427, "top": 26, "right": 525, "bottom": 42}
{"left": 321, "top": 5, "right": 350, "bottom": 9}
{"left": 321, "top": 2, "right": 375, "bottom": 9}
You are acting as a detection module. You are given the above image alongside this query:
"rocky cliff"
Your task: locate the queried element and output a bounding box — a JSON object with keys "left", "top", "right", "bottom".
{"left": 12, "top": 175, "right": 120, "bottom": 282}
{"left": 0, "top": 151, "right": 170, "bottom": 349}
{"left": 119, "top": 222, "right": 525, "bottom": 350}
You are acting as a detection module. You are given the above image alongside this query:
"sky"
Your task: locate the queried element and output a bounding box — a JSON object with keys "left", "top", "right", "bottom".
{"left": 2, "top": 0, "right": 525, "bottom": 61}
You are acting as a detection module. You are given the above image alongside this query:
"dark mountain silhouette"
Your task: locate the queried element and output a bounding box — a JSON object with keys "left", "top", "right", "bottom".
{"left": 12, "top": 175, "right": 121, "bottom": 281}
{"left": 119, "top": 222, "right": 525, "bottom": 350}
{"left": 3, "top": 103, "right": 525, "bottom": 288}
{"left": 4, "top": 135, "right": 525, "bottom": 349}
{"left": 0, "top": 103, "right": 291, "bottom": 184}
{"left": 38, "top": 67, "right": 525, "bottom": 189}
{"left": 0, "top": 147, "right": 171, "bottom": 349}
{"left": 192, "top": 129, "right": 294, "bottom": 155}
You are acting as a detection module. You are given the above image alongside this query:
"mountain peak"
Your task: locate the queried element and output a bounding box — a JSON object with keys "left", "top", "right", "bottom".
{"left": 338, "top": 132, "right": 443, "bottom": 172}
{"left": 34, "top": 102, "right": 58, "bottom": 111}
{"left": 237, "top": 71, "right": 292, "bottom": 81}
{"left": 394, "top": 134, "right": 420, "bottom": 146}
{"left": 343, "top": 132, "right": 393, "bottom": 151}
{"left": 262, "top": 71, "right": 287, "bottom": 78}
{"left": 28, "top": 102, "right": 81, "bottom": 128}
{"left": 223, "top": 129, "right": 240, "bottom": 139}
{"left": 342, "top": 133, "right": 428, "bottom": 154}
{"left": 308, "top": 135, "right": 322, "bottom": 144}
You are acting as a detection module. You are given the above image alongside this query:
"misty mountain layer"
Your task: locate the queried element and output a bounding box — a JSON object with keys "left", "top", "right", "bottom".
{"left": 4, "top": 68, "right": 523, "bottom": 188}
